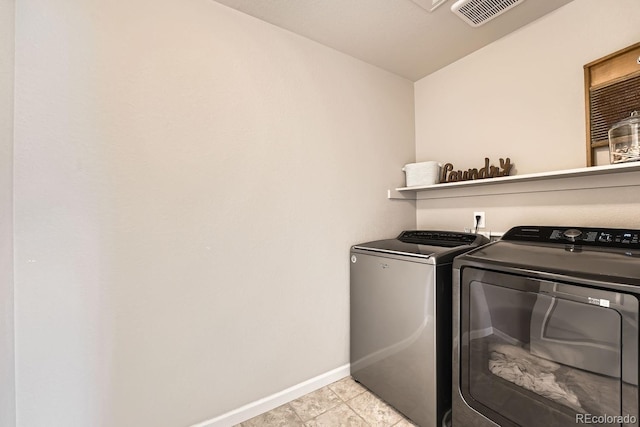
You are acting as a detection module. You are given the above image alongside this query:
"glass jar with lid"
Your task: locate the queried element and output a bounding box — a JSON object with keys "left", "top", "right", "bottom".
{"left": 609, "top": 111, "right": 640, "bottom": 164}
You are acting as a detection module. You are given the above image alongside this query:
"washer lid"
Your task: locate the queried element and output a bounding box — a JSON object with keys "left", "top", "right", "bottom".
{"left": 352, "top": 230, "right": 488, "bottom": 259}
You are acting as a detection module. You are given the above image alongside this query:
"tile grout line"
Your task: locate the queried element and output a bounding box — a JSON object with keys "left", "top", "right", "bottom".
{"left": 315, "top": 383, "right": 371, "bottom": 427}
{"left": 332, "top": 382, "right": 373, "bottom": 427}
{"left": 341, "top": 386, "right": 415, "bottom": 427}
{"left": 340, "top": 391, "right": 371, "bottom": 427}
{"left": 291, "top": 386, "right": 342, "bottom": 425}
{"left": 237, "top": 376, "right": 415, "bottom": 427}
{"left": 288, "top": 403, "right": 307, "bottom": 426}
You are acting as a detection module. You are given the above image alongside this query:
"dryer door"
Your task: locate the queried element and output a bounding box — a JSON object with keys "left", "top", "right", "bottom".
{"left": 458, "top": 267, "right": 639, "bottom": 427}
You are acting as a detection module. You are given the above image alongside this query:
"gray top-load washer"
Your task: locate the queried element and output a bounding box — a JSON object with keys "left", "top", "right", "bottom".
{"left": 350, "top": 230, "right": 489, "bottom": 427}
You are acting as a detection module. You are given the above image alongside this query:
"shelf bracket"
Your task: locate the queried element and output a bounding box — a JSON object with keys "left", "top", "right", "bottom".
{"left": 387, "top": 189, "right": 417, "bottom": 200}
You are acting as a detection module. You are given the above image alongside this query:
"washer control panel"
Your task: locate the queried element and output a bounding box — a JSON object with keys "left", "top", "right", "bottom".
{"left": 503, "top": 226, "right": 640, "bottom": 249}
{"left": 397, "top": 230, "right": 484, "bottom": 247}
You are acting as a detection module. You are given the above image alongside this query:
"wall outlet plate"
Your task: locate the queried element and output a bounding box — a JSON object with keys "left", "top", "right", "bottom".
{"left": 473, "top": 211, "right": 486, "bottom": 228}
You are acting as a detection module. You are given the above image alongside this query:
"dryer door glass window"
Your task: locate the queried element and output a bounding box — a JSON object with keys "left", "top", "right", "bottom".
{"left": 459, "top": 268, "right": 638, "bottom": 427}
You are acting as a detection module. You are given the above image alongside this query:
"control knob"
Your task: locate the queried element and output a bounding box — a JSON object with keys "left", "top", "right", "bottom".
{"left": 563, "top": 228, "right": 582, "bottom": 242}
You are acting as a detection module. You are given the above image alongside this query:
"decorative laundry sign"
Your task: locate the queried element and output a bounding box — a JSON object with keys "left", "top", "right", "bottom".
{"left": 440, "top": 157, "right": 513, "bottom": 183}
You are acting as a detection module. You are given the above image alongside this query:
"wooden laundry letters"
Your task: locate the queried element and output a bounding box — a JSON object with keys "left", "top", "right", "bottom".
{"left": 441, "top": 157, "right": 513, "bottom": 183}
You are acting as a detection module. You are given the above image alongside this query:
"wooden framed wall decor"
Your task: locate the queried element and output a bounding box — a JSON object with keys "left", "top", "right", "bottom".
{"left": 584, "top": 42, "right": 640, "bottom": 166}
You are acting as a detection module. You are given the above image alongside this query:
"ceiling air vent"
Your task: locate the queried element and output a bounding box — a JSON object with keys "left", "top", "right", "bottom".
{"left": 451, "top": 0, "right": 526, "bottom": 27}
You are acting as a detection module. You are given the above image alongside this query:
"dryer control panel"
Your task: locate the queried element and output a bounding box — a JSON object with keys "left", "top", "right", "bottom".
{"left": 503, "top": 226, "right": 640, "bottom": 249}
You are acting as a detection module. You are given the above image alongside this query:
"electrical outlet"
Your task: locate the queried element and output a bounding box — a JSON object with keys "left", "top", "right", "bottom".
{"left": 473, "top": 211, "right": 486, "bottom": 229}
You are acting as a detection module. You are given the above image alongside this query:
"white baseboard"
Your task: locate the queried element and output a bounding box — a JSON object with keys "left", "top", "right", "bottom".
{"left": 190, "top": 364, "right": 351, "bottom": 427}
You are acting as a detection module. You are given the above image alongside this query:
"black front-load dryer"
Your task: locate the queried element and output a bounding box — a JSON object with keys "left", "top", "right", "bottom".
{"left": 452, "top": 225, "right": 640, "bottom": 427}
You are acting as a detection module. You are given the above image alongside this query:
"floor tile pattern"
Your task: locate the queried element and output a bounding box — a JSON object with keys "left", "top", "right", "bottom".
{"left": 237, "top": 376, "right": 417, "bottom": 427}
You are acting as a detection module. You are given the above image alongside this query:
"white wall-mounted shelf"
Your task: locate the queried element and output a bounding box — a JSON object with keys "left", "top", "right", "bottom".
{"left": 388, "top": 162, "right": 640, "bottom": 200}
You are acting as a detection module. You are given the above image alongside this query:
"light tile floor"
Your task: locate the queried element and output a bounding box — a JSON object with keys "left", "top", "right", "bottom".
{"left": 236, "top": 376, "right": 417, "bottom": 427}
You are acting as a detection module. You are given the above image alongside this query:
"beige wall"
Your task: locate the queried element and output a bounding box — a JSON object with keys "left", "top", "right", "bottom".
{"left": 0, "top": 0, "right": 15, "bottom": 426}
{"left": 415, "top": 0, "right": 640, "bottom": 233}
{"left": 13, "top": 0, "right": 415, "bottom": 426}
{"left": 15, "top": 0, "right": 639, "bottom": 425}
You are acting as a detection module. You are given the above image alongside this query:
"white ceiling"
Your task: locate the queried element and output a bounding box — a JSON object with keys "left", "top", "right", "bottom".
{"left": 213, "top": 0, "right": 574, "bottom": 81}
